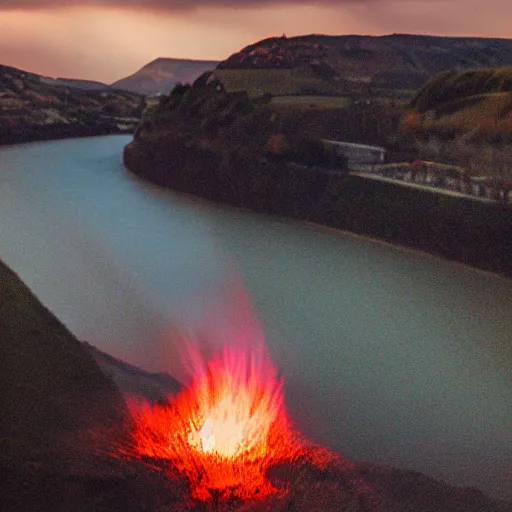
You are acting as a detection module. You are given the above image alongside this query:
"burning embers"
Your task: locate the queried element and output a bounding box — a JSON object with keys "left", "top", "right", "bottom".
{"left": 128, "top": 345, "right": 303, "bottom": 501}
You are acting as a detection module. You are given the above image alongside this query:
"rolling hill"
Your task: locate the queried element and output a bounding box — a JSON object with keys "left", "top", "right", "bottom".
{"left": 111, "top": 57, "right": 219, "bottom": 95}
{"left": 0, "top": 64, "right": 144, "bottom": 145}
{"left": 401, "top": 67, "right": 512, "bottom": 137}
{"left": 214, "top": 33, "right": 512, "bottom": 98}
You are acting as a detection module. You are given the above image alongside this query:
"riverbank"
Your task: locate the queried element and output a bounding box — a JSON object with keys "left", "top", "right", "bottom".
{"left": 0, "top": 122, "right": 139, "bottom": 146}
{"left": 124, "top": 136, "right": 512, "bottom": 279}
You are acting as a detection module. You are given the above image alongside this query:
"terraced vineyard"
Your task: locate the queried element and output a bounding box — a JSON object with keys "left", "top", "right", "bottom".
{"left": 212, "top": 68, "right": 350, "bottom": 97}
{"left": 270, "top": 95, "right": 351, "bottom": 108}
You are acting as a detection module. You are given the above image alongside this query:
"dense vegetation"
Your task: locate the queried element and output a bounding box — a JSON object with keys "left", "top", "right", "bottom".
{"left": 126, "top": 75, "right": 344, "bottom": 218}
{"left": 140, "top": 74, "right": 337, "bottom": 163}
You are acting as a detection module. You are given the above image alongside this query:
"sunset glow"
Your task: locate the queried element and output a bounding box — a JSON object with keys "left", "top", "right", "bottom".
{"left": 1, "top": 0, "right": 511, "bottom": 83}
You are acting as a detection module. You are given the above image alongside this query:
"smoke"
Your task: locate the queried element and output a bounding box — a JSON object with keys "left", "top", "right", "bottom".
{"left": 149, "top": 273, "right": 270, "bottom": 384}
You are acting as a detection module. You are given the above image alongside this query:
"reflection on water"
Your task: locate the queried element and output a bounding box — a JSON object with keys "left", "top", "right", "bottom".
{"left": 0, "top": 136, "right": 510, "bottom": 500}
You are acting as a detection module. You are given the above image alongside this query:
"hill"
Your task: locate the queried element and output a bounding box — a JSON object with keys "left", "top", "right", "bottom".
{"left": 0, "top": 64, "right": 144, "bottom": 145}
{"left": 85, "top": 341, "right": 181, "bottom": 403}
{"left": 396, "top": 67, "right": 512, "bottom": 178}
{"left": 126, "top": 75, "right": 341, "bottom": 216}
{"left": 111, "top": 57, "right": 219, "bottom": 95}
{"left": 410, "top": 67, "right": 512, "bottom": 111}
{"left": 215, "top": 33, "right": 512, "bottom": 99}
{"left": 41, "top": 76, "right": 110, "bottom": 91}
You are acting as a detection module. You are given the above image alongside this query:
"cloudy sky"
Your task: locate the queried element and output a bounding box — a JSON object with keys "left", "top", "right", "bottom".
{"left": 1, "top": 0, "right": 511, "bottom": 83}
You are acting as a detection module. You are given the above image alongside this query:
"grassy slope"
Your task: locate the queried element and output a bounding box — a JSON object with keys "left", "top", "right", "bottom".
{"left": 402, "top": 67, "right": 512, "bottom": 136}
{"left": 0, "top": 260, "right": 127, "bottom": 464}
{"left": 411, "top": 67, "right": 512, "bottom": 111}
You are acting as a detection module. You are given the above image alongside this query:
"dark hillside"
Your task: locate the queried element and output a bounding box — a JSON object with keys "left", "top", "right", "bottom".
{"left": 126, "top": 76, "right": 340, "bottom": 218}
{"left": 0, "top": 259, "right": 128, "bottom": 482}
{"left": 41, "top": 76, "right": 111, "bottom": 91}
{"left": 218, "top": 34, "right": 512, "bottom": 97}
{"left": 0, "top": 64, "right": 144, "bottom": 145}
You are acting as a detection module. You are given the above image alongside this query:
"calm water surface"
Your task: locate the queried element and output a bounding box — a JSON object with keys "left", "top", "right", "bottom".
{"left": 0, "top": 136, "right": 510, "bottom": 499}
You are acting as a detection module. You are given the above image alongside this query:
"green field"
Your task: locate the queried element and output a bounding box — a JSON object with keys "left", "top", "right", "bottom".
{"left": 270, "top": 95, "right": 351, "bottom": 108}
{"left": 213, "top": 69, "right": 337, "bottom": 97}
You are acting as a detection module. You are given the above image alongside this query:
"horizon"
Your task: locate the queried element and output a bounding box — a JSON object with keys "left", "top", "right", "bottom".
{"left": 5, "top": 30, "right": 512, "bottom": 85}
{"left": 8, "top": 30, "right": 512, "bottom": 85}
{"left": 1, "top": 0, "right": 511, "bottom": 83}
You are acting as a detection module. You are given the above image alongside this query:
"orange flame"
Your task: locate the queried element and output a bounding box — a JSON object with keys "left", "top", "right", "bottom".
{"left": 128, "top": 345, "right": 302, "bottom": 501}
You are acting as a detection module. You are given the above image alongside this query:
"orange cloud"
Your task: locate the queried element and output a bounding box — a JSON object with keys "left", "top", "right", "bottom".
{"left": 0, "top": 5, "right": 360, "bottom": 82}
{"left": 1, "top": 0, "right": 370, "bottom": 12}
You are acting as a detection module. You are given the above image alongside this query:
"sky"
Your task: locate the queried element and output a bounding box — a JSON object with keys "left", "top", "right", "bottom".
{"left": 1, "top": 0, "right": 511, "bottom": 84}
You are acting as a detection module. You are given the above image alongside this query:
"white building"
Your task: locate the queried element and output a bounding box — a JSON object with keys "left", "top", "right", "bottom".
{"left": 323, "top": 140, "right": 386, "bottom": 166}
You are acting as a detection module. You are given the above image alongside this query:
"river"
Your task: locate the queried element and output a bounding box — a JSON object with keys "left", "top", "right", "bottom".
{"left": 0, "top": 135, "right": 510, "bottom": 500}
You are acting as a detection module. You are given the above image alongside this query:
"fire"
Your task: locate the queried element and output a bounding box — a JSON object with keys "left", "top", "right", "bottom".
{"left": 128, "top": 345, "right": 302, "bottom": 501}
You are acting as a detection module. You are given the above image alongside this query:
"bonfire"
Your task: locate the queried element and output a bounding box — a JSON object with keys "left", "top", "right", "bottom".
{"left": 128, "top": 345, "right": 311, "bottom": 502}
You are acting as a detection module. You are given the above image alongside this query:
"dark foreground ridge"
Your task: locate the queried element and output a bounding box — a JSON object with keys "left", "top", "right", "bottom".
{"left": 0, "top": 259, "right": 510, "bottom": 510}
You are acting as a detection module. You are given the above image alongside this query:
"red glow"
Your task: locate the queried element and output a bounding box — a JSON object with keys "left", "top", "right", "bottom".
{"left": 128, "top": 344, "right": 305, "bottom": 501}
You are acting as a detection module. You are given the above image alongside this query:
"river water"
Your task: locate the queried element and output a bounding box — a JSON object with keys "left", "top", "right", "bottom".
{"left": 0, "top": 135, "right": 510, "bottom": 500}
